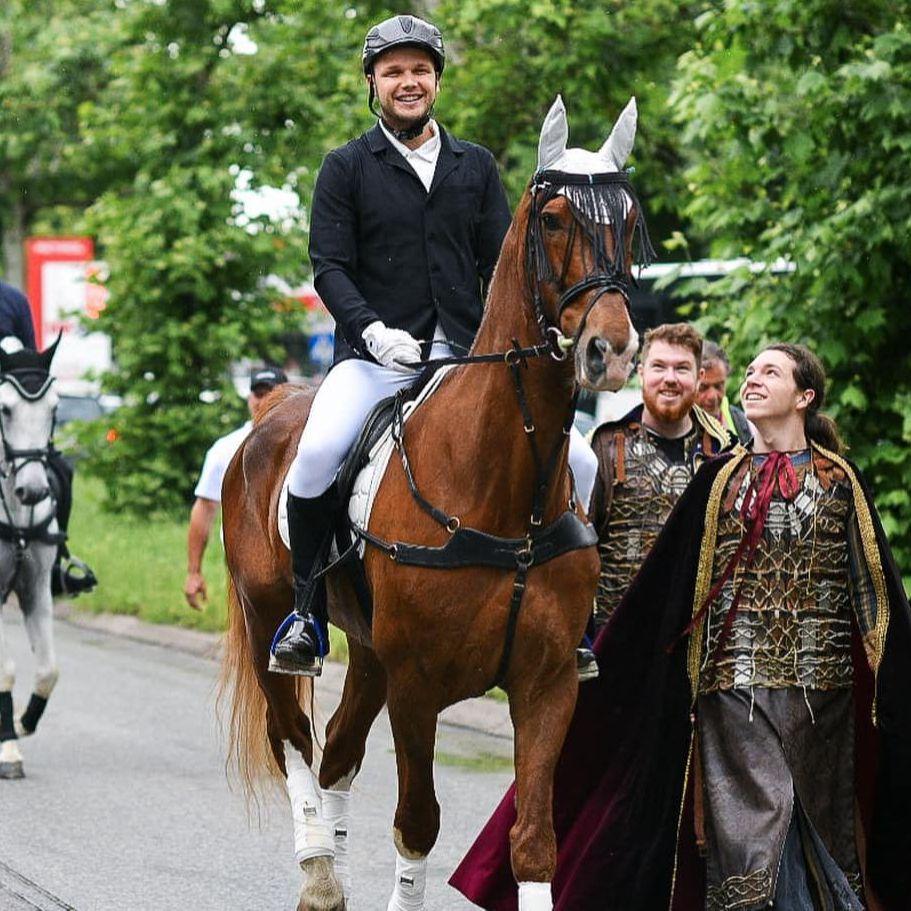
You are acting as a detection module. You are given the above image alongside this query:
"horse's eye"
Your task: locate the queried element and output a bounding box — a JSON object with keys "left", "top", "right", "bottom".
{"left": 541, "top": 212, "right": 562, "bottom": 232}
{"left": 0, "top": 406, "right": 10, "bottom": 417}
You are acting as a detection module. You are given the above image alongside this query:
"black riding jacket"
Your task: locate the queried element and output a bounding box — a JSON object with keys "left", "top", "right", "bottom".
{"left": 308, "top": 123, "right": 511, "bottom": 365}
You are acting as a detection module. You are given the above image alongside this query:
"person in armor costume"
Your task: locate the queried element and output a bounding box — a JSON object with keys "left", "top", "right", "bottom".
{"left": 589, "top": 323, "right": 733, "bottom": 628}
{"left": 451, "top": 343, "right": 911, "bottom": 911}
{"left": 269, "top": 14, "right": 600, "bottom": 676}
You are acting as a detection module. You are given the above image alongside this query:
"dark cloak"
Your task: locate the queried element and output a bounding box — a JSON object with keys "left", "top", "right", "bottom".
{"left": 450, "top": 453, "right": 911, "bottom": 911}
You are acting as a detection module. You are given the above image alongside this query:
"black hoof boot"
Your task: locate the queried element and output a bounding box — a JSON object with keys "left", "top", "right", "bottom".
{"left": 0, "top": 760, "right": 24, "bottom": 780}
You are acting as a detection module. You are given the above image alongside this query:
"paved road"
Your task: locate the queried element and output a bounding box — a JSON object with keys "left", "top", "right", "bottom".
{"left": 0, "top": 613, "right": 513, "bottom": 910}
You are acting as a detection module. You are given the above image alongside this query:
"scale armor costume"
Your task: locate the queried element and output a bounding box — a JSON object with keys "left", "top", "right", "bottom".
{"left": 591, "top": 404, "right": 731, "bottom": 626}
{"left": 696, "top": 449, "right": 876, "bottom": 911}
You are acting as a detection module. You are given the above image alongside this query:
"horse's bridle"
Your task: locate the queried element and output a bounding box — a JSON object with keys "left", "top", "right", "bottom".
{"left": 0, "top": 369, "right": 57, "bottom": 481}
{"left": 525, "top": 168, "right": 654, "bottom": 353}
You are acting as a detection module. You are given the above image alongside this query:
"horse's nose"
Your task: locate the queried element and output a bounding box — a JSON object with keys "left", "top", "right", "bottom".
{"left": 15, "top": 485, "right": 49, "bottom": 505}
{"left": 585, "top": 336, "right": 610, "bottom": 380}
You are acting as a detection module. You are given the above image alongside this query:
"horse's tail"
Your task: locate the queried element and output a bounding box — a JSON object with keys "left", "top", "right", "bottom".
{"left": 218, "top": 576, "right": 307, "bottom": 807}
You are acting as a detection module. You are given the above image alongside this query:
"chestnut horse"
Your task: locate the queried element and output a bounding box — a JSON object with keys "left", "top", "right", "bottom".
{"left": 221, "top": 96, "right": 652, "bottom": 911}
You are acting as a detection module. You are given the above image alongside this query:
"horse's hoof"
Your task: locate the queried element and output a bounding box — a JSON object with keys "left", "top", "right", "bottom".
{"left": 0, "top": 760, "right": 24, "bottom": 779}
{"left": 296, "top": 898, "right": 345, "bottom": 911}
{"left": 14, "top": 718, "right": 32, "bottom": 738}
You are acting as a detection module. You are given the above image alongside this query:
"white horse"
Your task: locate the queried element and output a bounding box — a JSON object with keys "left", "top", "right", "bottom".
{"left": 0, "top": 338, "right": 63, "bottom": 780}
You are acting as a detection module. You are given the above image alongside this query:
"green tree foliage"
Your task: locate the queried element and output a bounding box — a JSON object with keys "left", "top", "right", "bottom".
{"left": 671, "top": 3, "right": 911, "bottom": 570}
{"left": 0, "top": 0, "right": 121, "bottom": 279}
{"left": 78, "top": 1, "right": 289, "bottom": 513}
{"left": 435, "top": 0, "right": 701, "bottom": 241}
{"left": 71, "top": 0, "right": 399, "bottom": 514}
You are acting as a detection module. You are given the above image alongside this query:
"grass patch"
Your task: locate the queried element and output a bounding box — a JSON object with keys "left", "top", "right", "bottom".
{"left": 67, "top": 474, "right": 348, "bottom": 660}
{"left": 434, "top": 750, "right": 513, "bottom": 774}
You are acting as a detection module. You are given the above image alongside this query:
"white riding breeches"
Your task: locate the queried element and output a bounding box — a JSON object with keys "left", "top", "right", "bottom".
{"left": 288, "top": 352, "right": 599, "bottom": 512}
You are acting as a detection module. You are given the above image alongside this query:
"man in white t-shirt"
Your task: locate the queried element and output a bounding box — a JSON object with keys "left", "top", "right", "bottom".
{"left": 183, "top": 366, "right": 287, "bottom": 609}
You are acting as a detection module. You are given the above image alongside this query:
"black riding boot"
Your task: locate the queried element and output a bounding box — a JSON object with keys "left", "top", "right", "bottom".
{"left": 47, "top": 450, "right": 98, "bottom": 598}
{"left": 269, "top": 486, "right": 340, "bottom": 676}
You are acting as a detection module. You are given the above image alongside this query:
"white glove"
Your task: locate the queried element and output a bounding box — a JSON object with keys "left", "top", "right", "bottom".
{"left": 362, "top": 321, "right": 422, "bottom": 372}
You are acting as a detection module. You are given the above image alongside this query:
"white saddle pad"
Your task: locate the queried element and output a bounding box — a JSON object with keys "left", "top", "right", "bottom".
{"left": 278, "top": 365, "right": 455, "bottom": 553}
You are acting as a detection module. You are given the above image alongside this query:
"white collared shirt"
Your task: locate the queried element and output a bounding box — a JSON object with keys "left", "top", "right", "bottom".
{"left": 379, "top": 119, "right": 441, "bottom": 193}
{"left": 194, "top": 421, "right": 252, "bottom": 502}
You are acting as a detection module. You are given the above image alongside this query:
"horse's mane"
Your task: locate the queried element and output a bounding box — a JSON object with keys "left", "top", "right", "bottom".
{"left": 252, "top": 382, "right": 311, "bottom": 424}
{"left": 470, "top": 189, "right": 534, "bottom": 348}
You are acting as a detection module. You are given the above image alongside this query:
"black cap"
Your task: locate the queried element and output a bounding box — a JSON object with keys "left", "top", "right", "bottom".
{"left": 250, "top": 366, "right": 288, "bottom": 392}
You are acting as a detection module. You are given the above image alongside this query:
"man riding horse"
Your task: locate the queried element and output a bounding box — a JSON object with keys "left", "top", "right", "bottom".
{"left": 271, "top": 14, "right": 599, "bottom": 677}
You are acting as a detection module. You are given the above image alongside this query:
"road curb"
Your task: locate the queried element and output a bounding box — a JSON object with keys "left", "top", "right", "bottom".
{"left": 54, "top": 603, "right": 513, "bottom": 742}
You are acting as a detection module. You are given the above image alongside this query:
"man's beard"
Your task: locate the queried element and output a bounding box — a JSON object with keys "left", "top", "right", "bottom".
{"left": 643, "top": 385, "right": 696, "bottom": 424}
{"left": 380, "top": 97, "right": 434, "bottom": 137}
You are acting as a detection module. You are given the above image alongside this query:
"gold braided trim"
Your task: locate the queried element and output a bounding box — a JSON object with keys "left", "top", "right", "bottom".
{"left": 813, "top": 444, "right": 890, "bottom": 677}
{"left": 687, "top": 453, "right": 748, "bottom": 700}
{"left": 667, "top": 728, "right": 695, "bottom": 911}
{"left": 692, "top": 404, "right": 731, "bottom": 449}
{"left": 705, "top": 868, "right": 773, "bottom": 910}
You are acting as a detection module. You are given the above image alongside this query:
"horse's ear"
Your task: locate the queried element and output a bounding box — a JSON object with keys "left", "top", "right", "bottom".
{"left": 599, "top": 96, "right": 637, "bottom": 171}
{"left": 537, "top": 95, "right": 568, "bottom": 172}
{"left": 39, "top": 332, "right": 62, "bottom": 371}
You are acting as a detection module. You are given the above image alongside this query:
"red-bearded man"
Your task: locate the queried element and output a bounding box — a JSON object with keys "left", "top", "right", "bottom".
{"left": 588, "top": 322, "right": 734, "bottom": 629}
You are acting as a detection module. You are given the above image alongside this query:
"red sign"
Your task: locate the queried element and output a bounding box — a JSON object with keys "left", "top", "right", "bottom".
{"left": 24, "top": 236, "right": 111, "bottom": 389}
{"left": 25, "top": 236, "right": 95, "bottom": 348}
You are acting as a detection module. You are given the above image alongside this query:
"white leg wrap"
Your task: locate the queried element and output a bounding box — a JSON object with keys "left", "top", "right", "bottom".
{"left": 518, "top": 881, "right": 553, "bottom": 911}
{"left": 386, "top": 850, "right": 428, "bottom": 911}
{"left": 0, "top": 739, "right": 22, "bottom": 763}
{"left": 283, "top": 742, "right": 334, "bottom": 863}
{"left": 321, "top": 788, "right": 351, "bottom": 901}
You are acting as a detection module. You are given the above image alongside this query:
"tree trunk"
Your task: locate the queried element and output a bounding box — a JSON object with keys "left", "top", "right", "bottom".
{"left": 1, "top": 193, "right": 26, "bottom": 290}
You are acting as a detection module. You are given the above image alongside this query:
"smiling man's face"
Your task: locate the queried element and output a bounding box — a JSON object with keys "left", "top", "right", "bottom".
{"left": 740, "top": 348, "right": 812, "bottom": 423}
{"left": 639, "top": 340, "right": 698, "bottom": 424}
{"left": 370, "top": 46, "right": 439, "bottom": 131}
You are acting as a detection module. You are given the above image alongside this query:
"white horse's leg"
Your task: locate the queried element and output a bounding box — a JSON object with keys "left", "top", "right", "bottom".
{"left": 0, "top": 601, "right": 23, "bottom": 778}
{"left": 283, "top": 741, "right": 345, "bottom": 911}
{"left": 321, "top": 768, "right": 355, "bottom": 902}
{"left": 517, "top": 882, "right": 554, "bottom": 910}
{"left": 16, "top": 547, "right": 59, "bottom": 738}
{"left": 387, "top": 830, "right": 428, "bottom": 911}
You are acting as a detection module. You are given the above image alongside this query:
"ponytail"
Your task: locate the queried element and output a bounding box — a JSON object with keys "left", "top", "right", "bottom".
{"left": 805, "top": 410, "right": 843, "bottom": 454}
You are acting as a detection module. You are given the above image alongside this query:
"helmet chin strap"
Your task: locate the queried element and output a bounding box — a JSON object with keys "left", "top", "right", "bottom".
{"left": 379, "top": 107, "right": 433, "bottom": 142}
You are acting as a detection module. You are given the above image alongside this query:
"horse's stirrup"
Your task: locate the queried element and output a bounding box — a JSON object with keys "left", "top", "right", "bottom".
{"left": 61, "top": 556, "right": 98, "bottom": 596}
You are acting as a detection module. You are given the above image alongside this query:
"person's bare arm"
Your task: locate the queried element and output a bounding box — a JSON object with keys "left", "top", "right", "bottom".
{"left": 184, "top": 497, "right": 219, "bottom": 610}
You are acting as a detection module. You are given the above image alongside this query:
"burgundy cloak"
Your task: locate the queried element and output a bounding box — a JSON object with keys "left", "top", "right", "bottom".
{"left": 450, "top": 454, "right": 911, "bottom": 910}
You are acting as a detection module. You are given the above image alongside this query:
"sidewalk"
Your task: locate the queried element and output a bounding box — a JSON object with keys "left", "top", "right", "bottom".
{"left": 54, "top": 602, "right": 514, "bottom": 742}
